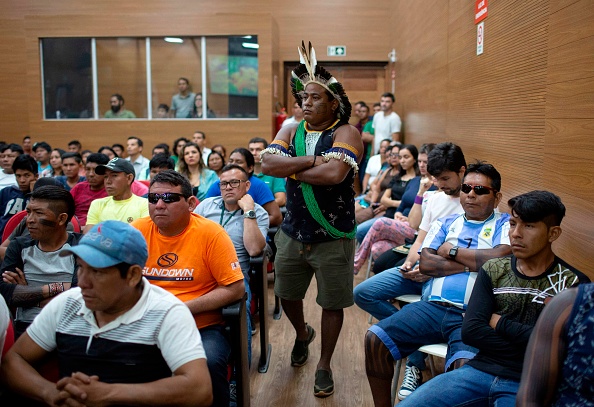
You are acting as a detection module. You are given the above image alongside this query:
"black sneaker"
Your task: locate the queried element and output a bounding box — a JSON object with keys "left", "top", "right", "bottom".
{"left": 290, "top": 324, "right": 316, "bottom": 367}
{"left": 398, "top": 365, "right": 422, "bottom": 400}
{"left": 314, "top": 369, "right": 334, "bottom": 397}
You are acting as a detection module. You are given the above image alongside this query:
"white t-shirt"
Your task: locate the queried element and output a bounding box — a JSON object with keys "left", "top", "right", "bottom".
{"left": 28, "top": 277, "right": 205, "bottom": 373}
{"left": 0, "top": 171, "right": 16, "bottom": 191}
{"left": 364, "top": 154, "right": 383, "bottom": 188}
{"left": 372, "top": 111, "right": 402, "bottom": 154}
{"left": 418, "top": 191, "right": 463, "bottom": 233}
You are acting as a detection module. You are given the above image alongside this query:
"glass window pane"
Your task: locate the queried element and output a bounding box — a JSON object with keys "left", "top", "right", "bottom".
{"left": 41, "top": 38, "right": 93, "bottom": 119}
{"left": 96, "top": 38, "right": 146, "bottom": 119}
{"left": 206, "top": 36, "right": 258, "bottom": 119}
{"left": 150, "top": 37, "right": 202, "bottom": 119}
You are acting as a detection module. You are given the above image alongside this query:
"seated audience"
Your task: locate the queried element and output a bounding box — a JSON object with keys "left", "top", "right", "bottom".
{"left": 84, "top": 158, "right": 148, "bottom": 232}
{"left": 54, "top": 152, "right": 85, "bottom": 191}
{"left": 125, "top": 136, "right": 150, "bottom": 181}
{"left": 211, "top": 144, "right": 227, "bottom": 160}
{"left": 398, "top": 190, "right": 589, "bottom": 407}
{"left": 33, "top": 141, "right": 52, "bottom": 177}
{"left": 1, "top": 221, "right": 212, "bottom": 406}
{"left": 104, "top": 93, "right": 136, "bottom": 118}
{"left": 360, "top": 139, "right": 392, "bottom": 195}
{"left": 67, "top": 139, "right": 82, "bottom": 153}
{"left": 177, "top": 142, "right": 218, "bottom": 201}
{"left": 0, "top": 143, "right": 22, "bottom": 190}
{"left": 98, "top": 146, "right": 118, "bottom": 160}
{"left": 365, "top": 161, "right": 511, "bottom": 405}
{"left": 248, "top": 137, "right": 287, "bottom": 207}
{"left": 205, "top": 148, "right": 282, "bottom": 226}
{"left": 49, "top": 148, "right": 65, "bottom": 176}
{"left": 171, "top": 137, "right": 188, "bottom": 167}
{"left": 281, "top": 100, "right": 304, "bottom": 128}
{"left": 132, "top": 170, "right": 244, "bottom": 407}
{"left": 0, "top": 185, "right": 82, "bottom": 338}
{"left": 70, "top": 153, "right": 109, "bottom": 226}
{"left": 111, "top": 143, "right": 125, "bottom": 158}
{"left": 207, "top": 151, "right": 225, "bottom": 176}
{"left": 149, "top": 153, "right": 175, "bottom": 181}
{"left": 192, "top": 131, "right": 212, "bottom": 164}
{"left": 0, "top": 155, "right": 38, "bottom": 235}
{"left": 152, "top": 143, "right": 170, "bottom": 157}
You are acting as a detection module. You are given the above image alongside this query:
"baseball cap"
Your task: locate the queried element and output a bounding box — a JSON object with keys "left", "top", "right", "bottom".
{"left": 60, "top": 220, "right": 148, "bottom": 269}
{"left": 95, "top": 157, "right": 135, "bottom": 177}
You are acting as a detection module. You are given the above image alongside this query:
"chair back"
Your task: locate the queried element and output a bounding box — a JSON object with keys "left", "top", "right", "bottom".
{"left": 2, "top": 210, "right": 27, "bottom": 242}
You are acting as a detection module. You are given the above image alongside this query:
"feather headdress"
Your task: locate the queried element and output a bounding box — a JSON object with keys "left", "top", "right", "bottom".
{"left": 291, "top": 41, "right": 352, "bottom": 123}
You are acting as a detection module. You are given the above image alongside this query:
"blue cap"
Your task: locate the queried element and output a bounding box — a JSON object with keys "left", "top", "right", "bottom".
{"left": 60, "top": 221, "right": 148, "bottom": 269}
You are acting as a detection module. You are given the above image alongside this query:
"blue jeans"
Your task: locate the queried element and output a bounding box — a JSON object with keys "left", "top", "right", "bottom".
{"left": 200, "top": 325, "right": 231, "bottom": 407}
{"left": 398, "top": 365, "right": 519, "bottom": 407}
{"left": 356, "top": 217, "right": 377, "bottom": 243}
{"left": 354, "top": 265, "right": 430, "bottom": 369}
{"left": 369, "top": 301, "right": 477, "bottom": 371}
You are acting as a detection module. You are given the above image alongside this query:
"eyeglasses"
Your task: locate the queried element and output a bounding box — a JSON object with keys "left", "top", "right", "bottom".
{"left": 461, "top": 184, "right": 497, "bottom": 195}
{"left": 389, "top": 153, "right": 399, "bottom": 157}
{"left": 219, "top": 179, "right": 246, "bottom": 189}
{"left": 147, "top": 192, "right": 187, "bottom": 204}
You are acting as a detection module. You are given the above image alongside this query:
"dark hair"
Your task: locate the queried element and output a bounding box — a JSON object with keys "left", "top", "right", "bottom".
{"left": 98, "top": 146, "right": 118, "bottom": 158}
{"left": 150, "top": 169, "right": 192, "bottom": 197}
{"left": 31, "top": 185, "right": 75, "bottom": 223}
{"left": 52, "top": 148, "right": 66, "bottom": 157}
{"left": 68, "top": 140, "right": 82, "bottom": 148}
{"left": 395, "top": 144, "right": 420, "bottom": 177}
{"left": 152, "top": 143, "right": 170, "bottom": 157}
{"left": 381, "top": 92, "right": 395, "bottom": 102}
{"left": 193, "top": 131, "right": 206, "bottom": 139}
{"left": 157, "top": 103, "right": 169, "bottom": 112}
{"left": 172, "top": 138, "right": 188, "bottom": 157}
{"left": 359, "top": 104, "right": 370, "bottom": 112}
{"left": 426, "top": 142, "right": 466, "bottom": 177}
{"left": 355, "top": 100, "right": 367, "bottom": 107}
{"left": 61, "top": 152, "right": 82, "bottom": 164}
{"left": 32, "top": 141, "right": 51, "bottom": 153}
{"left": 464, "top": 160, "right": 502, "bottom": 192}
{"left": 207, "top": 151, "right": 225, "bottom": 171}
{"left": 177, "top": 142, "right": 205, "bottom": 177}
{"left": 150, "top": 153, "right": 175, "bottom": 170}
{"left": 373, "top": 102, "right": 381, "bottom": 108}
{"left": 508, "top": 191, "right": 566, "bottom": 228}
{"left": 111, "top": 94, "right": 124, "bottom": 103}
{"left": 229, "top": 147, "right": 255, "bottom": 174}
{"left": 0, "top": 143, "right": 23, "bottom": 155}
{"left": 86, "top": 153, "right": 110, "bottom": 166}
{"left": 12, "top": 154, "right": 38, "bottom": 174}
{"left": 114, "top": 262, "right": 134, "bottom": 279}
{"left": 220, "top": 164, "right": 249, "bottom": 179}
{"left": 112, "top": 143, "right": 124, "bottom": 151}
{"left": 128, "top": 136, "right": 143, "bottom": 147}
{"left": 80, "top": 150, "right": 92, "bottom": 156}
{"left": 419, "top": 143, "right": 436, "bottom": 155}
{"left": 23, "top": 135, "right": 30, "bottom": 142}
{"left": 248, "top": 137, "right": 268, "bottom": 148}
{"left": 178, "top": 77, "right": 190, "bottom": 85}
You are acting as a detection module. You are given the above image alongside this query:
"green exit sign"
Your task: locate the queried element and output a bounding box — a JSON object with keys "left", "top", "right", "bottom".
{"left": 327, "top": 46, "right": 347, "bottom": 57}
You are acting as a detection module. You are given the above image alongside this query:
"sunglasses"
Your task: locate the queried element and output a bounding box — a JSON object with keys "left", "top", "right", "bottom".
{"left": 147, "top": 192, "right": 187, "bottom": 204}
{"left": 461, "top": 184, "right": 497, "bottom": 195}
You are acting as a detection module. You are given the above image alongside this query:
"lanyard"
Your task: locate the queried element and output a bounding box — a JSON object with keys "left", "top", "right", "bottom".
{"left": 219, "top": 206, "right": 239, "bottom": 228}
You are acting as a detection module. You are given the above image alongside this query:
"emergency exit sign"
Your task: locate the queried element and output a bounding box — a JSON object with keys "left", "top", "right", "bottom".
{"left": 327, "top": 46, "right": 346, "bottom": 57}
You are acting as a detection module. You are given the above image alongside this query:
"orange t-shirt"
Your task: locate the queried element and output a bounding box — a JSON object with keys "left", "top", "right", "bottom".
{"left": 132, "top": 213, "right": 243, "bottom": 329}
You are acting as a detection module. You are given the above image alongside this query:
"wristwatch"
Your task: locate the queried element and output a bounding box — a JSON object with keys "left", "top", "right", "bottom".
{"left": 244, "top": 210, "right": 257, "bottom": 219}
{"left": 449, "top": 246, "right": 459, "bottom": 260}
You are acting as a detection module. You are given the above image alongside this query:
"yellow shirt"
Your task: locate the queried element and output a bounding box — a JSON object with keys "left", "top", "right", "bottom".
{"left": 86, "top": 195, "right": 149, "bottom": 226}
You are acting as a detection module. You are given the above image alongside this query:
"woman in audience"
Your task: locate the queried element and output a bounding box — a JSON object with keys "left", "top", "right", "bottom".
{"left": 354, "top": 144, "right": 423, "bottom": 274}
{"left": 177, "top": 142, "right": 218, "bottom": 201}
{"left": 98, "top": 146, "right": 118, "bottom": 160}
{"left": 191, "top": 94, "right": 216, "bottom": 118}
{"left": 207, "top": 151, "right": 225, "bottom": 176}
{"left": 171, "top": 137, "right": 187, "bottom": 167}
{"left": 356, "top": 143, "right": 401, "bottom": 224}
{"left": 50, "top": 148, "right": 65, "bottom": 176}
{"left": 211, "top": 144, "right": 227, "bottom": 160}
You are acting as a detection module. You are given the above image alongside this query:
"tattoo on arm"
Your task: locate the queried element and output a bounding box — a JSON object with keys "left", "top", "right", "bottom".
{"left": 9, "top": 285, "right": 46, "bottom": 307}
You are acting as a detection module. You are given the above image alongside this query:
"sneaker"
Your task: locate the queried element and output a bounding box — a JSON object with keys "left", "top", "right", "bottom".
{"left": 398, "top": 365, "right": 422, "bottom": 400}
{"left": 290, "top": 324, "right": 316, "bottom": 367}
{"left": 229, "top": 380, "right": 237, "bottom": 407}
{"left": 314, "top": 369, "right": 334, "bottom": 397}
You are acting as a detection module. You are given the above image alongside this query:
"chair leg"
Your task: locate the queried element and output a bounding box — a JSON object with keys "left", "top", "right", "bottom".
{"left": 391, "top": 359, "right": 402, "bottom": 406}
{"left": 364, "top": 253, "right": 373, "bottom": 280}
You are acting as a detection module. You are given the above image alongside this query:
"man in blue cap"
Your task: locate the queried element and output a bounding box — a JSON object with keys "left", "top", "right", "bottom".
{"left": 1, "top": 220, "right": 212, "bottom": 406}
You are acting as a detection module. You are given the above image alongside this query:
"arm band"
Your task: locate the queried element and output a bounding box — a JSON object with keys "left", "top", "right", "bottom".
{"left": 414, "top": 195, "right": 424, "bottom": 205}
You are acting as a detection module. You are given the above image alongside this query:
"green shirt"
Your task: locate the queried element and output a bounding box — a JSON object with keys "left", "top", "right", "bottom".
{"left": 253, "top": 172, "right": 286, "bottom": 195}
{"left": 104, "top": 109, "right": 136, "bottom": 119}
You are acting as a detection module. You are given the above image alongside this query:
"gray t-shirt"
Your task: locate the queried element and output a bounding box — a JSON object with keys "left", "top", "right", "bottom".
{"left": 171, "top": 92, "right": 196, "bottom": 118}
{"left": 195, "top": 196, "right": 268, "bottom": 275}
